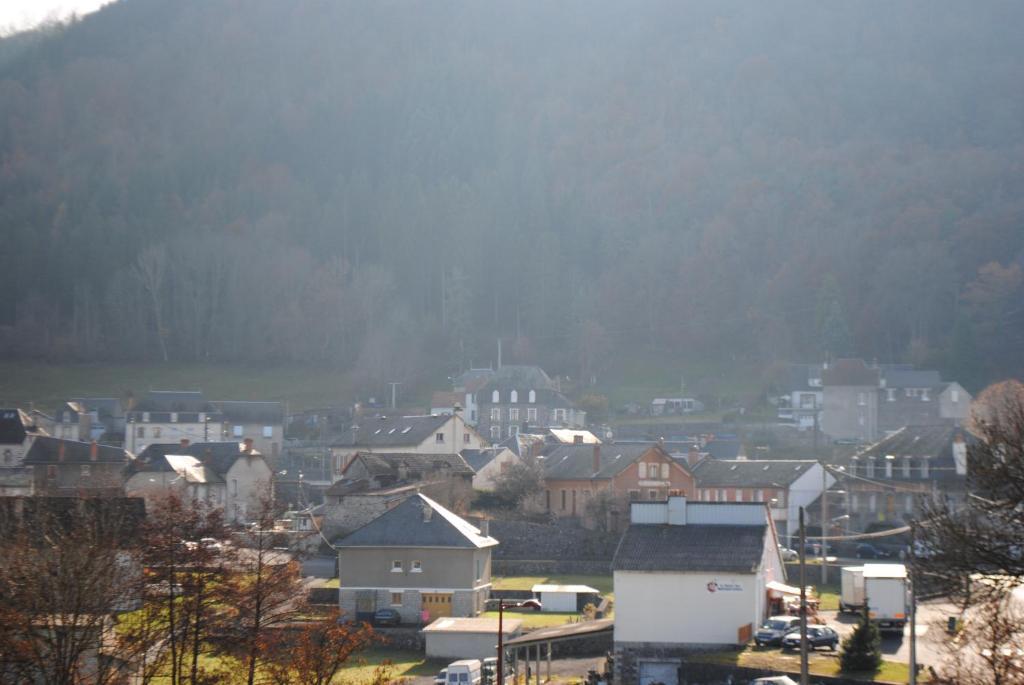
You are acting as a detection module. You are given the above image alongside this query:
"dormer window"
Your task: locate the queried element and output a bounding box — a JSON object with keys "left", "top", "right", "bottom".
{"left": 528, "top": 390, "right": 536, "bottom": 403}
{"left": 510, "top": 390, "right": 518, "bottom": 403}
{"left": 492, "top": 390, "right": 500, "bottom": 403}
{"left": 142, "top": 412, "right": 150, "bottom": 422}
{"left": 170, "top": 412, "right": 178, "bottom": 423}
{"left": 435, "top": 432, "right": 445, "bottom": 443}
{"left": 866, "top": 458, "right": 875, "bottom": 478}
{"left": 921, "top": 389, "right": 930, "bottom": 402}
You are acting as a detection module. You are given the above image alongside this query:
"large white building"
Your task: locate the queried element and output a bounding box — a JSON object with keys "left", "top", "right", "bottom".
{"left": 611, "top": 497, "right": 786, "bottom": 685}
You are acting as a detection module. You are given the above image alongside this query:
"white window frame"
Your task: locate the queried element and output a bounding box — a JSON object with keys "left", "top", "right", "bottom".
{"left": 528, "top": 390, "right": 536, "bottom": 403}
{"left": 492, "top": 390, "right": 500, "bottom": 403}
{"left": 526, "top": 407, "right": 537, "bottom": 422}
{"left": 509, "top": 408, "right": 519, "bottom": 422}
{"left": 391, "top": 560, "right": 403, "bottom": 573}
{"left": 885, "top": 461, "right": 893, "bottom": 478}
{"left": 411, "top": 560, "right": 422, "bottom": 573}
{"left": 921, "top": 459, "right": 929, "bottom": 479}
{"left": 903, "top": 458, "right": 911, "bottom": 478}
{"left": 262, "top": 425, "right": 273, "bottom": 438}
{"left": 232, "top": 425, "right": 244, "bottom": 438}
{"left": 661, "top": 463, "right": 670, "bottom": 479}
{"left": 80, "top": 464, "right": 91, "bottom": 477}
{"left": 490, "top": 408, "right": 501, "bottom": 422}
{"left": 510, "top": 390, "right": 518, "bottom": 403}
{"left": 490, "top": 426, "right": 501, "bottom": 440}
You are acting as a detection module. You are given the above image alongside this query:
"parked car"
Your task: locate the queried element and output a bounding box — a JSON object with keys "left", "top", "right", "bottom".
{"left": 434, "top": 669, "right": 448, "bottom": 685}
{"left": 754, "top": 615, "right": 801, "bottom": 647}
{"left": 372, "top": 608, "right": 401, "bottom": 626}
{"left": 781, "top": 625, "right": 839, "bottom": 651}
{"left": 779, "top": 547, "right": 798, "bottom": 561}
{"left": 516, "top": 599, "right": 542, "bottom": 611}
{"left": 749, "top": 678, "right": 798, "bottom": 685}
{"left": 855, "top": 542, "right": 892, "bottom": 559}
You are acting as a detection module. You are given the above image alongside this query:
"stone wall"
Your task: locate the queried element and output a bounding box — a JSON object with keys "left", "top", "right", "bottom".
{"left": 490, "top": 519, "right": 619, "bottom": 561}
{"left": 493, "top": 559, "right": 613, "bottom": 576}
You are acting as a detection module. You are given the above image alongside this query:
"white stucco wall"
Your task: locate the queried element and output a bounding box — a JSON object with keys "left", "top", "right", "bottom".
{"left": 224, "top": 455, "right": 273, "bottom": 523}
{"left": 614, "top": 571, "right": 760, "bottom": 645}
{"left": 471, "top": 449, "right": 520, "bottom": 491}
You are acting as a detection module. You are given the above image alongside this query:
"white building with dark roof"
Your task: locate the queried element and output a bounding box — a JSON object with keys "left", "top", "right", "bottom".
{"left": 612, "top": 497, "right": 786, "bottom": 684}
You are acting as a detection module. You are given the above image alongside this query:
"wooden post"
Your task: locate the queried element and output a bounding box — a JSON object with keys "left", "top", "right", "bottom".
{"left": 799, "top": 506, "right": 809, "bottom": 685}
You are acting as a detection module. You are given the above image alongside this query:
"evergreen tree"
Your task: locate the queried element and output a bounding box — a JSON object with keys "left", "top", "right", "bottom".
{"left": 840, "top": 603, "right": 882, "bottom": 673}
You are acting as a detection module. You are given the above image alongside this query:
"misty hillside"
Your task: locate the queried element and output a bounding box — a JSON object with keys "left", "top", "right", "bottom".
{"left": 1, "top": 0, "right": 1022, "bottom": 390}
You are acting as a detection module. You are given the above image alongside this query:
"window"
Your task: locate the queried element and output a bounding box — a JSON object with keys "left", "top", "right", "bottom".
{"left": 903, "top": 458, "right": 911, "bottom": 478}
{"left": 628, "top": 489, "right": 640, "bottom": 501}
{"left": 492, "top": 390, "right": 500, "bottom": 403}
{"left": 435, "top": 432, "right": 445, "bottom": 443}
{"left": 47, "top": 465, "right": 57, "bottom": 478}
{"left": 526, "top": 408, "right": 537, "bottom": 422}
{"left": 857, "top": 392, "right": 867, "bottom": 406}
{"left": 849, "top": 460, "right": 857, "bottom": 476}
{"left": 583, "top": 490, "right": 591, "bottom": 499}
{"left": 490, "top": 408, "right": 501, "bottom": 422}
{"left": 886, "top": 388, "right": 896, "bottom": 402}
{"left": 921, "top": 389, "right": 930, "bottom": 402}
{"left": 232, "top": 479, "right": 238, "bottom": 496}
{"left": 850, "top": 493, "right": 859, "bottom": 511}
{"left": 62, "top": 412, "right": 71, "bottom": 424}
{"left": 463, "top": 432, "right": 471, "bottom": 444}
{"left": 153, "top": 427, "right": 162, "bottom": 438}
{"left": 490, "top": 426, "right": 501, "bottom": 440}
{"left": 262, "top": 425, "right": 273, "bottom": 438}
{"left": 921, "top": 459, "right": 929, "bottom": 479}
{"left": 545, "top": 490, "right": 551, "bottom": 510}
{"left": 510, "top": 390, "right": 518, "bottom": 403}
{"left": 476, "top": 559, "right": 483, "bottom": 581}
{"left": 905, "top": 494, "right": 915, "bottom": 513}
{"left": 717, "top": 489, "right": 725, "bottom": 502}
{"left": 736, "top": 489, "right": 744, "bottom": 502}
{"left": 2, "top": 449, "right": 11, "bottom": 465}
{"left": 411, "top": 560, "right": 422, "bottom": 573}
{"left": 170, "top": 412, "right": 178, "bottom": 423}
{"left": 661, "top": 463, "right": 670, "bottom": 479}
{"left": 869, "top": 494, "right": 877, "bottom": 512}
{"left": 508, "top": 425, "right": 519, "bottom": 437}
{"left": 755, "top": 489, "right": 764, "bottom": 502}
{"left": 142, "top": 412, "right": 150, "bottom": 422}
{"left": 772, "top": 493, "right": 786, "bottom": 508}
{"left": 470, "top": 410, "right": 477, "bottom": 422}
{"left": 233, "top": 425, "right": 244, "bottom": 437}
{"left": 951, "top": 389, "right": 960, "bottom": 403}
{"left": 560, "top": 490, "right": 567, "bottom": 510}
{"left": 906, "top": 388, "right": 918, "bottom": 398}
{"left": 638, "top": 462, "right": 646, "bottom": 478}
{"left": 553, "top": 408, "right": 566, "bottom": 423}
{"left": 866, "top": 459, "right": 875, "bottom": 478}
{"left": 885, "top": 461, "right": 893, "bottom": 478}
{"left": 648, "top": 489, "right": 658, "bottom": 500}
{"left": 509, "top": 408, "right": 519, "bottom": 422}
{"left": 800, "top": 393, "right": 816, "bottom": 409}
{"left": 391, "top": 592, "right": 403, "bottom": 606}
{"left": 136, "top": 426, "right": 145, "bottom": 438}
{"left": 80, "top": 465, "right": 91, "bottom": 477}
{"left": 391, "top": 560, "right": 403, "bottom": 572}
{"left": 528, "top": 390, "right": 536, "bottom": 403}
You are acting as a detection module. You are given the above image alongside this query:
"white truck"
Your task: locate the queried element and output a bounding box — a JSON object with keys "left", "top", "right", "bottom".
{"left": 840, "top": 564, "right": 908, "bottom": 634}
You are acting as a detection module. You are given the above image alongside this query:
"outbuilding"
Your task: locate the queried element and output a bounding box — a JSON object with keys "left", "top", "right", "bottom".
{"left": 531, "top": 584, "right": 600, "bottom": 613}
{"left": 422, "top": 617, "right": 523, "bottom": 660}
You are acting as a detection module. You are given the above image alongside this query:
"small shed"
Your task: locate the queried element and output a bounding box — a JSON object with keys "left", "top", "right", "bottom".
{"left": 531, "top": 584, "right": 600, "bottom": 613}
{"left": 422, "top": 617, "right": 523, "bottom": 660}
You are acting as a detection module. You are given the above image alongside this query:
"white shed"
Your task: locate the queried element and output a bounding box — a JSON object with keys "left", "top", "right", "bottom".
{"left": 422, "top": 617, "right": 523, "bottom": 660}
{"left": 531, "top": 584, "right": 600, "bottom": 613}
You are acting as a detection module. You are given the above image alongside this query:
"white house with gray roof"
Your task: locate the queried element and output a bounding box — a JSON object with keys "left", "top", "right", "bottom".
{"left": 612, "top": 498, "right": 786, "bottom": 684}
{"left": 692, "top": 459, "right": 833, "bottom": 545}
{"left": 335, "top": 493, "right": 498, "bottom": 624}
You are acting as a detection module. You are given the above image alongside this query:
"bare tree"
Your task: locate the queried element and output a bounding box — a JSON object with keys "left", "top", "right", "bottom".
{"left": 930, "top": 583, "right": 1024, "bottom": 685}
{"left": 259, "top": 610, "right": 377, "bottom": 685}
{"left": 132, "top": 244, "right": 170, "bottom": 362}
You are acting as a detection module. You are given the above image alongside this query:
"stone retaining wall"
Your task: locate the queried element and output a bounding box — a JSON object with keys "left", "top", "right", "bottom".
{"left": 490, "top": 519, "right": 618, "bottom": 561}
{"left": 493, "top": 559, "right": 613, "bottom": 576}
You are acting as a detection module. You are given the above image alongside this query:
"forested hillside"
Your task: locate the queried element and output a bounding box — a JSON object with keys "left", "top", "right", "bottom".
{"left": 1, "top": 0, "right": 1022, "bottom": 391}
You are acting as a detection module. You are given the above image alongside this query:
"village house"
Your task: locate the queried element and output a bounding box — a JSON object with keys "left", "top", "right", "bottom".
{"left": 775, "top": 364, "right": 824, "bottom": 430}
{"left": 336, "top": 493, "right": 498, "bottom": 624}
{"left": 125, "top": 438, "right": 273, "bottom": 523}
{"left": 691, "top": 459, "right": 833, "bottom": 545}
{"left": 0, "top": 409, "right": 48, "bottom": 496}
{"left": 70, "top": 397, "right": 127, "bottom": 443}
{"left": 612, "top": 497, "right": 786, "bottom": 685}
{"left": 22, "top": 436, "right": 132, "bottom": 496}
{"left": 211, "top": 400, "right": 285, "bottom": 460}
{"left": 329, "top": 413, "right": 486, "bottom": 478}
{"left": 461, "top": 446, "right": 520, "bottom": 491}
{"left": 839, "top": 424, "right": 974, "bottom": 531}
{"left": 821, "top": 358, "right": 881, "bottom": 443}
{"left": 541, "top": 443, "right": 695, "bottom": 527}
{"left": 125, "top": 391, "right": 223, "bottom": 454}
{"left": 473, "top": 365, "right": 585, "bottom": 441}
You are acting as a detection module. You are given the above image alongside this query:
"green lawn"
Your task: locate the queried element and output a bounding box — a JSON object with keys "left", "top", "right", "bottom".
{"left": 337, "top": 648, "right": 444, "bottom": 683}
{"left": 693, "top": 647, "right": 921, "bottom": 683}
{"left": 491, "top": 574, "right": 614, "bottom": 596}
{"left": 0, "top": 361, "right": 358, "bottom": 412}
{"left": 480, "top": 610, "right": 583, "bottom": 629}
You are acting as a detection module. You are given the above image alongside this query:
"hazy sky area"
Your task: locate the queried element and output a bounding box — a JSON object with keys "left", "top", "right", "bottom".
{"left": 0, "top": 0, "right": 109, "bottom": 34}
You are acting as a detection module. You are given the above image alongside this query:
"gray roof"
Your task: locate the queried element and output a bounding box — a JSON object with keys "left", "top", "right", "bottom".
{"left": 23, "top": 436, "right": 131, "bottom": 465}
{"left": 612, "top": 523, "right": 767, "bottom": 573}
{"left": 134, "top": 391, "right": 213, "bottom": 413}
{"left": 342, "top": 451, "right": 473, "bottom": 478}
{"left": 69, "top": 397, "right": 123, "bottom": 419}
{"left": 0, "top": 408, "right": 34, "bottom": 444}
{"left": 822, "top": 359, "right": 879, "bottom": 387}
{"left": 785, "top": 364, "right": 823, "bottom": 393}
{"left": 331, "top": 415, "right": 452, "bottom": 448}
{"left": 334, "top": 493, "right": 497, "bottom": 549}
{"left": 214, "top": 401, "right": 284, "bottom": 423}
{"left": 132, "top": 441, "right": 259, "bottom": 476}
{"left": 480, "top": 365, "right": 555, "bottom": 392}
{"left": 543, "top": 443, "right": 673, "bottom": 480}
{"left": 881, "top": 368, "right": 942, "bottom": 389}
{"left": 460, "top": 448, "right": 504, "bottom": 472}
{"left": 693, "top": 459, "right": 817, "bottom": 488}
{"left": 847, "top": 425, "right": 975, "bottom": 482}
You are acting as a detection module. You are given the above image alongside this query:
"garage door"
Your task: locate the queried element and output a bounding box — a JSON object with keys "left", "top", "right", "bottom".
{"left": 422, "top": 592, "right": 453, "bottom": 619}
{"left": 639, "top": 661, "right": 678, "bottom": 685}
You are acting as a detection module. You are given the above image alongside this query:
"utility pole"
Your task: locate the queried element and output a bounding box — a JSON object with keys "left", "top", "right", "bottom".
{"left": 821, "top": 465, "right": 828, "bottom": 585}
{"left": 497, "top": 600, "right": 506, "bottom": 685}
{"left": 799, "top": 506, "right": 809, "bottom": 685}
{"left": 909, "top": 520, "right": 917, "bottom": 685}
{"left": 388, "top": 382, "right": 401, "bottom": 410}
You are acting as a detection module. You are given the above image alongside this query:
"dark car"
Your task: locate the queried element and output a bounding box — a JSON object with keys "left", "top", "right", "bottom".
{"left": 781, "top": 625, "right": 839, "bottom": 651}
{"left": 373, "top": 608, "right": 401, "bottom": 626}
{"left": 754, "top": 616, "right": 801, "bottom": 647}
{"left": 855, "top": 543, "right": 892, "bottom": 559}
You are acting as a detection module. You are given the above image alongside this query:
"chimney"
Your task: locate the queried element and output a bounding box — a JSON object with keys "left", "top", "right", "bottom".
{"left": 243, "top": 438, "right": 254, "bottom": 454}
{"left": 592, "top": 445, "right": 601, "bottom": 475}
{"left": 687, "top": 444, "right": 701, "bottom": 467}
{"left": 422, "top": 503, "right": 434, "bottom": 523}
{"left": 58, "top": 442, "right": 66, "bottom": 462}
{"left": 180, "top": 438, "right": 190, "bottom": 451}
{"left": 89, "top": 441, "right": 99, "bottom": 462}
{"left": 573, "top": 434, "right": 584, "bottom": 445}
{"left": 479, "top": 519, "right": 489, "bottom": 536}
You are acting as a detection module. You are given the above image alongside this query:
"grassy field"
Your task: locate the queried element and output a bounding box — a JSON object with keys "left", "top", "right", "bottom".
{"left": 0, "top": 361, "right": 359, "bottom": 412}
{"left": 693, "top": 647, "right": 920, "bottom": 683}
{"left": 491, "top": 574, "right": 614, "bottom": 596}
{"left": 480, "top": 610, "right": 584, "bottom": 629}
{"left": 337, "top": 648, "right": 444, "bottom": 683}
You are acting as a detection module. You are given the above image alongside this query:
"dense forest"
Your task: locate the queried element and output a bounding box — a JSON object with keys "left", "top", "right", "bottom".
{"left": 1, "top": 0, "right": 1022, "bottom": 392}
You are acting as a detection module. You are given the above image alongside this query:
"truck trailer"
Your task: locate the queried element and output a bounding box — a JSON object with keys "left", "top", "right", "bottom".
{"left": 840, "top": 564, "right": 908, "bottom": 634}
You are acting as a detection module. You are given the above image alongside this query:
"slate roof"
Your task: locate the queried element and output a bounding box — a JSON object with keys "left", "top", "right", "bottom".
{"left": 23, "top": 436, "right": 130, "bottom": 464}
{"left": 70, "top": 398, "right": 123, "bottom": 419}
{"left": 705, "top": 439, "right": 742, "bottom": 460}
{"left": 612, "top": 523, "right": 767, "bottom": 573}
{"left": 213, "top": 401, "right": 284, "bottom": 423}
{"left": 479, "top": 365, "right": 555, "bottom": 392}
{"left": 343, "top": 451, "right": 473, "bottom": 478}
{"left": 0, "top": 409, "right": 34, "bottom": 444}
{"left": 460, "top": 448, "right": 506, "bottom": 472}
{"left": 693, "top": 459, "right": 817, "bottom": 488}
{"left": 134, "top": 391, "right": 214, "bottom": 413}
{"left": 334, "top": 493, "right": 498, "bottom": 549}
{"left": 132, "top": 441, "right": 259, "bottom": 476}
{"left": 881, "top": 368, "right": 941, "bottom": 389}
{"left": 822, "top": 359, "right": 880, "bottom": 387}
{"left": 430, "top": 391, "right": 463, "bottom": 409}
{"left": 543, "top": 443, "right": 672, "bottom": 480}
{"left": 785, "top": 364, "right": 824, "bottom": 393}
{"left": 331, "top": 415, "right": 452, "bottom": 448}
{"left": 846, "top": 425, "right": 976, "bottom": 482}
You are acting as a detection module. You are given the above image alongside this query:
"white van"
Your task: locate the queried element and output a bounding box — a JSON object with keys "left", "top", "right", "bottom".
{"left": 446, "top": 659, "right": 482, "bottom": 685}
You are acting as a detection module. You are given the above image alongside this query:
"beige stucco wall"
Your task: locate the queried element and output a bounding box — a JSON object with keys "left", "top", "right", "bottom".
{"left": 224, "top": 455, "right": 273, "bottom": 523}
{"left": 472, "top": 449, "right": 520, "bottom": 491}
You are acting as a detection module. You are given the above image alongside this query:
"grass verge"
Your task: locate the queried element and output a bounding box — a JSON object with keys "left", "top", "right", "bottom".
{"left": 692, "top": 647, "right": 922, "bottom": 683}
